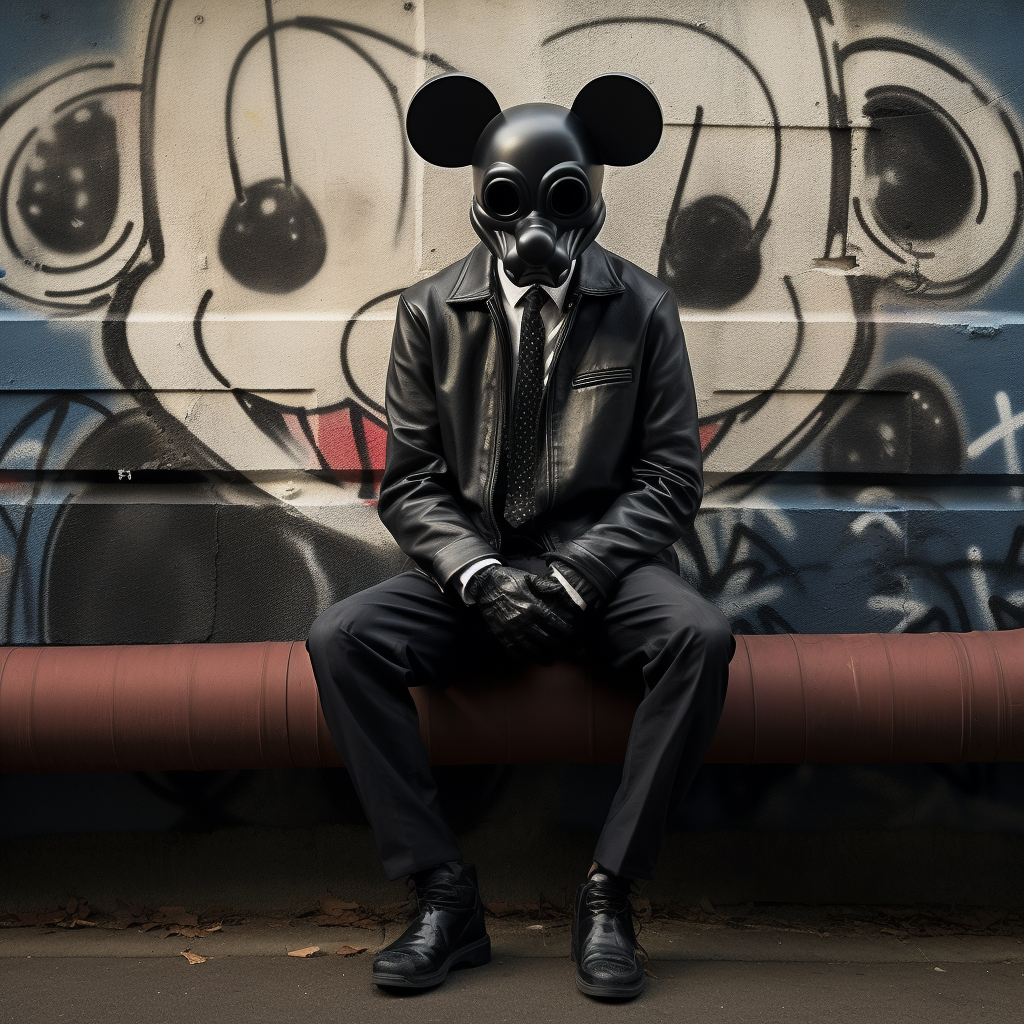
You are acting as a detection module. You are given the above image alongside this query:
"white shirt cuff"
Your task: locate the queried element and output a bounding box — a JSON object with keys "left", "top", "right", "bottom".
{"left": 458, "top": 558, "right": 502, "bottom": 602}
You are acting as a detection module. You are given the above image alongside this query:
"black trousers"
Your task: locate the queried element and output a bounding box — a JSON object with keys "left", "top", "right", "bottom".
{"left": 307, "top": 557, "right": 733, "bottom": 881}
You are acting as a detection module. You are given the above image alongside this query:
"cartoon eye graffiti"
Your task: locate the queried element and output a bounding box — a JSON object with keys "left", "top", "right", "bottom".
{"left": 216, "top": 9, "right": 328, "bottom": 295}
{"left": 843, "top": 36, "right": 1024, "bottom": 297}
{"left": 661, "top": 191, "right": 766, "bottom": 310}
{"left": 0, "top": 64, "right": 145, "bottom": 312}
{"left": 820, "top": 364, "right": 965, "bottom": 476}
{"left": 16, "top": 100, "right": 120, "bottom": 255}
{"left": 862, "top": 89, "right": 975, "bottom": 244}
{"left": 218, "top": 178, "right": 327, "bottom": 294}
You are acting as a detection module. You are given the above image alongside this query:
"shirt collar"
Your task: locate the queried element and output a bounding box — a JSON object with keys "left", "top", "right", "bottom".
{"left": 496, "top": 259, "right": 576, "bottom": 314}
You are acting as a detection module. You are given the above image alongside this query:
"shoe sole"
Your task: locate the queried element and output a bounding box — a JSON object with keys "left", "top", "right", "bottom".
{"left": 574, "top": 973, "right": 645, "bottom": 1000}
{"left": 372, "top": 934, "right": 491, "bottom": 989}
{"left": 571, "top": 949, "right": 645, "bottom": 1000}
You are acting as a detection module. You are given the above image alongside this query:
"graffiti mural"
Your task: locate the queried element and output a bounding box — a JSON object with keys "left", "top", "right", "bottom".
{"left": 1, "top": 0, "right": 1023, "bottom": 645}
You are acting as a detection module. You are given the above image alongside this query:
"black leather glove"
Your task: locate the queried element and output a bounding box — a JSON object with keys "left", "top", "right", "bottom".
{"left": 465, "top": 564, "right": 574, "bottom": 662}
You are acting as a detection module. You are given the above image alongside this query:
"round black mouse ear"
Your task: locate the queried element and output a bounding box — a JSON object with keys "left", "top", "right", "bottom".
{"left": 571, "top": 73, "right": 663, "bottom": 166}
{"left": 406, "top": 73, "right": 501, "bottom": 167}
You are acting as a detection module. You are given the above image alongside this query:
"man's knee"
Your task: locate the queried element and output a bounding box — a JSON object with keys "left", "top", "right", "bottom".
{"left": 667, "top": 600, "right": 734, "bottom": 664}
{"left": 307, "top": 595, "right": 369, "bottom": 665}
{"left": 697, "top": 604, "right": 735, "bottom": 659}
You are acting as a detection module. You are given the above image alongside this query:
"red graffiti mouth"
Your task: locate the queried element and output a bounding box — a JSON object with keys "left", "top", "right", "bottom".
{"left": 192, "top": 291, "right": 387, "bottom": 481}
{"left": 700, "top": 421, "right": 720, "bottom": 451}
{"left": 281, "top": 406, "right": 387, "bottom": 474}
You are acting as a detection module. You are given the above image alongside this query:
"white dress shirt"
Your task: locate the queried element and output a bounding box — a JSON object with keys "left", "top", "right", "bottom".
{"left": 496, "top": 259, "right": 575, "bottom": 390}
{"left": 457, "top": 259, "right": 577, "bottom": 600}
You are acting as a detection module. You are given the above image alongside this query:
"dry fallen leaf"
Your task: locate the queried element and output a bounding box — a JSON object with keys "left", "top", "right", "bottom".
{"left": 180, "top": 951, "right": 207, "bottom": 965}
{"left": 288, "top": 946, "right": 322, "bottom": 958}
{"left": 320, "top": 899, "right": 360, "bottom": 915}
{"left": 335, "top": 945, "right": 367, "bottom": 957}
{"left": 155, "top": 907, "right": 199, "bottom": 927}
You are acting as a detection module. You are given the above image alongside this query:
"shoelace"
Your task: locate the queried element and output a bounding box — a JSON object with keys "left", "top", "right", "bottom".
{"left": 584, "top": 878, "right": 650, "bottom": 965}
{"left": 583, "top": 878, "right": 632, "bottom": 915}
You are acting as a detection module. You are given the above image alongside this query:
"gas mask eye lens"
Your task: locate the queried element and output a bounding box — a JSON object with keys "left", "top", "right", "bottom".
{"left": 483, "top": 178, "right": 522, "bottom": 219}
{"left": 547, "top": 176, "right": 589, "bottom": 219}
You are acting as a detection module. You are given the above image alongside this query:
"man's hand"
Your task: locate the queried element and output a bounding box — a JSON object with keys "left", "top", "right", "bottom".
{"left": 466, "top": 564, "right": 574, "bottom": 662}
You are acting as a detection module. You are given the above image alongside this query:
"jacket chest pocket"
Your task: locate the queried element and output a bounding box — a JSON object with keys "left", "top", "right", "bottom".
{"left": 571, "top": 367, "right": 633, "bottom": 390}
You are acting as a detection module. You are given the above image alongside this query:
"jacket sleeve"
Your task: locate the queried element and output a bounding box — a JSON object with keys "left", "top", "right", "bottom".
{"left": 377, "top": 295, "right": 500, "bottom": 587}
{"left": 548, "top": 291, "right": 704, "bottom": 596}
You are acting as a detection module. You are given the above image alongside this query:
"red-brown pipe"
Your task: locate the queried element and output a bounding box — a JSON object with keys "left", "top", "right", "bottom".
{"left": 2, "top": 630, "right": 1024, "bottom": 772}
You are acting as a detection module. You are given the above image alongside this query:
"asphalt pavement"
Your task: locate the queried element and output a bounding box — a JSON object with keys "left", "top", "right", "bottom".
{"left": 3, "top": 918, "right": 1023, "bottom": 1023}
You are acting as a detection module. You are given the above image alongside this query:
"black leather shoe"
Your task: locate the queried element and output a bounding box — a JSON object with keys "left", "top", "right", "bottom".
{"left": 372, "top": 861, "right": 490, "bottom": 989}
{"left": 571, "top": 872, "right": 645, "bottom": 999}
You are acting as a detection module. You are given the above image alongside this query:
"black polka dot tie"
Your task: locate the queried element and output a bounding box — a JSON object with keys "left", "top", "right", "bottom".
{"left": 504, "top": 286, "right": 548, "bottom": 528}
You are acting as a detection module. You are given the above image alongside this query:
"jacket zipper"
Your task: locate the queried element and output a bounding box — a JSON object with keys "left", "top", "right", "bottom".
{"left": 485, "top": 294, "right": 512, "bottom": 550}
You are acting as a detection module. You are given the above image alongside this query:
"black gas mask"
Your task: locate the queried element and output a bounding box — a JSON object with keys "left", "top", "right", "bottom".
{"left": 406, "top": 73, "right": 663, "bottom": 288}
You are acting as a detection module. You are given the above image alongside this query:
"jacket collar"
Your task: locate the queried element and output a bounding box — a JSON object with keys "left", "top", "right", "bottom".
{"left": 446, "top": 241, "right": 625, "bottom": 305}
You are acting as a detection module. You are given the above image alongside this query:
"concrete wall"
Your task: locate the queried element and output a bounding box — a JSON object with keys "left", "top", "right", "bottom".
{"left": 1, "top": 0, "right": 1023, "bottom": 645}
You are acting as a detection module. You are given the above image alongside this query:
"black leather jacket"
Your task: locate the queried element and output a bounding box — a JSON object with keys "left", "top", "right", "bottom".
{"left": 377, "top": 242, "right": 704, "bottom": 598}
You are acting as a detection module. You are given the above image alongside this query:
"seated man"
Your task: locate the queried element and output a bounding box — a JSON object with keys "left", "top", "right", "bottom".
{"left": 306, "top": 72, "right": 733, "bottom": 1000}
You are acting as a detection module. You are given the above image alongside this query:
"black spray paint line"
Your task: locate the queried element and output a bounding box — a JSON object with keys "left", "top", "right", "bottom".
{"left": 138, "top": 0, "right": 174, "bottom": 268}
{"left": 193, "top": 285, "right": 388, "bottom": 474}
{"left": 841, "top": 37, "right": 983, "bottom": 99}
{"left": 192, "top": 288, "right": 231, "bottom": 389}
{"left": 804, "top": 0, "right": 851, "bottom": 259}
{"left": 264, "top": 0, "right": 292, "bottom": 189}
{"left": 656, "top": 104, "right": 703, "bottom": 286}
{"left": 542, "top": 16, "right": 782, "bottom": 237}
{"left": 223, "top": 18, "right": 453, "bottom": 244}
{"left": 852, "top": 196, "right": 907, "bottom": 264}
{"left": 348, "top": 409, "right": 378, "bottom": 500}
{"left": 339, "top": 286, "right": 406, "bottom": 417}
{"left": 296, "top": 410, "right": 331, "bottom": 472}
{"left": 748, "top": 276, "right": 877, "bottom": 479}
{"left": 304, "top": 25, "right": 409, "bottom": 243}
{"left": 695, "top": 273, "right": 806, "bottom": 463}
{"left": 0, "top": 61, "right": 116, "bottom": 131}
{"left": 32, "top": 223, "right": 137, "bottom": 278}
{"left": 232, "top": 390, "right": 311, "bottom": 462}
{"left": 51, "top": 81, "right": 141, "bottom": 114}
{"left": 44, "top": 229, "right": 148, "bottom": 296}
{"left": 0, "top": 390, "right": 115, "bottom": 639}
{"left": 4, "top": 397, "right": 70, "bottom": 641}
{"left": 0, "top": 280, "right": 109, "bottom": 313}
{"left": 102, "top": 270, "right": 245, "bottom": 476}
